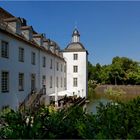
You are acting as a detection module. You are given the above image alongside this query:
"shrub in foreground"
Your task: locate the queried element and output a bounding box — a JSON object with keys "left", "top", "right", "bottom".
{"left": 1, "top": 97, "right": 140, "bottom": 139}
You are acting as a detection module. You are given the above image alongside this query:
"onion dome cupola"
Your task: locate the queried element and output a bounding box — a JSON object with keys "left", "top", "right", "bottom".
{"left": 72, "top": 28, "right": 80, "bottom": 43}
{"left": 65, "top": 28, "right": 86, "bottom": 51}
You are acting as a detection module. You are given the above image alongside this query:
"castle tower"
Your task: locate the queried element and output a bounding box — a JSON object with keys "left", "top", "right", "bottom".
{"left": 63, "top": 28, "right": 88, "bottom": 98}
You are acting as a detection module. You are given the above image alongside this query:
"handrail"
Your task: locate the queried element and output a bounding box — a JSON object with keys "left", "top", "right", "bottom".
{"left": 29, "top": 88, "right": 45, "bottom": 111}
{"left": 77, "top": 98, "right": 86, "bottom": 106}
{"left": 19, "top": 90, "right": 36, "bottom": 110}
{"left": 62, "top": 97, "right": 86, "bottom": 121}
{"left": 19, "top": 88, "right": 46, "bottom": 112}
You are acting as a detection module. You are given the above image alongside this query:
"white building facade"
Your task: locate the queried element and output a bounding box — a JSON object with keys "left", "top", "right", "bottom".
{"left": 62, "top": 29, "right": 88, "bottom": 98}
{"left": 0, "top": 8, "right": 88, "bottom": 110}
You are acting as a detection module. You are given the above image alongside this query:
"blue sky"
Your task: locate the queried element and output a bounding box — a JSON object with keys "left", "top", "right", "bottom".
{"left": 1, "top": 1, "right": 140, "bottom": 65}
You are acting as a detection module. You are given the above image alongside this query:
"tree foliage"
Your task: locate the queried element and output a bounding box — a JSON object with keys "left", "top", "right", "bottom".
{"left": 1, "top": 97, "right": 140, "bottom": 139}
{"left": 88, "top": 56, "right": 140, "bottom": 85}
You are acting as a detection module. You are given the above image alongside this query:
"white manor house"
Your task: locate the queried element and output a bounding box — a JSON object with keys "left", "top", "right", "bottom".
{"left": 0, "top": 7, "right": 88, "bottom": 110}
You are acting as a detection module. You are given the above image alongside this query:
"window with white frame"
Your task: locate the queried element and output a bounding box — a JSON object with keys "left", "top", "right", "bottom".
{"left": 64, "top": 77, "right": 66, "bottom": 87}
{"left": 61, "top": 64, "right": 63, "bottom": 72}
{"left": 73, "top": 77, "right": 78, "bottom": 87}
{"left": 42, "top": 75, "right": 46, "bottom": 86}
{"left": 61, "top": 77, "right": 62, "bottom": 87}
{"left": 31, "top": 52, "right": 36, "bottom": 65}
{"left": 56, "top": 62, "right": 59, "bottom": 71}
{"left": 64, "top": 65, "right": 66, "bottom": 73}
{"left": 19, "top": 48, "right": 24, "bottom": 62}
{"left": 42, "top": 56, "right": 46, "bottom": 67}
{"left": 56, "top": 77, "right": 58, "bottom": 88}
{"left": 50, "top": 59, "right": 52, "bottom": 69}
{"left": 50, "top": 76, "right": 52, "bottom": 88}
{"left": 73, "top": 54, "right": 78, "bottom": 60}
{"left": 1, "top": 71, "right": 9, "bottom": 92}
{"left": 73, "top": 65, "right": 78, "bottom": 73}
{"left": 1, "top": 41, "right": 9, "bottom": 58}
{"left": 19, "top": 73, "right": 24, "bottom": 91}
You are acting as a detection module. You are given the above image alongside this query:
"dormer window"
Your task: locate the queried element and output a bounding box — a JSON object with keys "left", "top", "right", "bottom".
{"left": 4, "top": 17, "right": 21, "bottom": 34}
{"left": 50, "top": 46, "right": 54, "bottom": 53}
{"left": 21, "top": 26, "right": 33, "bottom": 40}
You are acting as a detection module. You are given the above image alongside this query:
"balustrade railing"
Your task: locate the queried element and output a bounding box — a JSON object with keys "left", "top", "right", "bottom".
{"left": 19, "top": 88, "right": 46, "bottom": 112}
{"left": 19, "top": 90, "right": 36, "bottom": 111}
{"left": 30, "top": 88, "right": 46, "bottom": 111}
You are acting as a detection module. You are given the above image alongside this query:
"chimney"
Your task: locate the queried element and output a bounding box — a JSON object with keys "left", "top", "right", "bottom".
{"left": 21, "top": 26, "right": 33, "bottom": 40}
{"left": 33, "top": 34, "right": 43, "bottom": 46}
{"left": 4, "top": 17, "right": 21, "bottom": 34}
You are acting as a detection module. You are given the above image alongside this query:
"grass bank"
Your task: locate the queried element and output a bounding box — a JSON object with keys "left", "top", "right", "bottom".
{"left": 90, "top": 85, "right": 140, "bottom": 102}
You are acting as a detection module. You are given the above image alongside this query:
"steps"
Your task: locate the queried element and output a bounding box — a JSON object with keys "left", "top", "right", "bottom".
{"left": 19, "top": 88, "right": 45, "bottom": 113}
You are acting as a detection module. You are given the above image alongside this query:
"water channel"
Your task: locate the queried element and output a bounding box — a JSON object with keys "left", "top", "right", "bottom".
{"left": 86, "top": 97, "right": 112, "bottom": 114}
{"left": 86, "top": 85, "right": 140, "bottom": 114}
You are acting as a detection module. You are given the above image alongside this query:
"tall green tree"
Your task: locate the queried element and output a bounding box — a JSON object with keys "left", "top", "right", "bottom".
{"left": 88, "top": 56, "right": 140, "bottom": 85}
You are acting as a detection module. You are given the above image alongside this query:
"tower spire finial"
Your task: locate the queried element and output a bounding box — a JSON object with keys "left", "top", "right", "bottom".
{"left": 72, "top": 24, "right": 80, "bottom": 43}
{"left": 74, "top": 21, "right": 77, "bottom": 29}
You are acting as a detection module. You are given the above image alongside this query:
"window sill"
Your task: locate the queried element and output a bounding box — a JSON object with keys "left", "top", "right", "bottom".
{"left": 1, "top": 56, "right": 9, "bottom": 59}
{"left": 1, "top": 91, "right": 9, "bottom": 93}
{"left": 19, "top": 60, "right": 24, "bottom": 62}
{"left": 19, "top": 90, "right": 24, "bottom": 91}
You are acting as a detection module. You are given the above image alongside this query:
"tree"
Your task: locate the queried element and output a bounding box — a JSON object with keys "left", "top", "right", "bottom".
{"left": 88, "top": 57, "right": 140, "bottom": 85}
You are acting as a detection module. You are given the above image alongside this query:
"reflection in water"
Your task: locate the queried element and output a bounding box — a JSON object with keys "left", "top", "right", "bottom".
{"left": 86, "top": 98, "right": 111, "bottom": 114}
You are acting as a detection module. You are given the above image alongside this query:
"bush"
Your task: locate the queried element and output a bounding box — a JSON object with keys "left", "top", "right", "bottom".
{"left": 1, "top": 97, "right": 140, "bottom": 139}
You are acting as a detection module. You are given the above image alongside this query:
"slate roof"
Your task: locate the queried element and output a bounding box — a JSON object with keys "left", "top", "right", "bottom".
{"left": 65, "top": 42, "right": 86, "bottom": 51}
